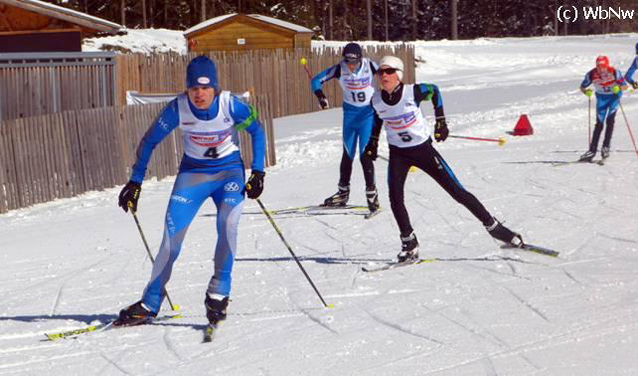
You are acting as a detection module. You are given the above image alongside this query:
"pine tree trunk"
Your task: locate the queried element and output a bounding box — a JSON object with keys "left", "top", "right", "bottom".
{"left": 451, "top": 0, "right": 458, "bottom": 40}
{"left": 384, "top": 0, "right": 388, "bottom": 40}
{"left": 163, "top": 0, "right": 167, "bottom": 27}
{"left": 149, "top": 0, "right": 154, "bottom": 27}
{"left": 412, "top": 0, "right": 417, "bottom": 40}
{"left": 366, "top": 0, "right": 372, "bottom": 40}
{"left": 121, "top": 0, "right": 126, "bottom": 27}
{"left": 329, "top": 0, "right": 333, "bottom": 40}
{"left": 142, "top": 0, "right": 147, "bottom": 28}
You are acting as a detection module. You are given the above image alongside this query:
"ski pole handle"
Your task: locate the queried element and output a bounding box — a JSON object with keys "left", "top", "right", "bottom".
{"left": 449, "top": 134, "right": 506, "bottom": 146}
{"left": 300, "top": 57, "right": 312, "bottom": 80}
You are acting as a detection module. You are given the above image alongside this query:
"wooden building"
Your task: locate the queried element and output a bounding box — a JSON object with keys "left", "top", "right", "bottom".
{"left": 184, "top": 13, "right": 314, "bottom": 53}
{"left": 0, "top": 0, "right": 121, "bottom": 53}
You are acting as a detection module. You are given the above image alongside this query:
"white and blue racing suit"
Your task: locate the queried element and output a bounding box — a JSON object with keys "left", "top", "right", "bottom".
{"left": 311, "top": 58, "right": 378, "bottom": 190}
{"left": 130, "top": 91, "right": 265, "bottom": 313}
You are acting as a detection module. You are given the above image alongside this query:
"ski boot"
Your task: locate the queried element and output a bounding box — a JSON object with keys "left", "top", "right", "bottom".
{"left": 366, "top": 186, "right": 380, "bottom": 213}
{"left": 115, "top": 301, "right": 157, "bottom": 326}
{"left": 397, "top": 232, "right": 419, "bottom": 263}
{"left": 322, "top": 185, "right": 350, "bottom": 207}
{"left": 205, "top": 293, "right": 229, "bottom": 325}
{"left": 578, "top": 150, "right": 595, "bottom": 162}
{"left": 601, "top": 146, "right": 610, "bottom": 160}
{"left": 204, "top": 293, "right": 229, "bottom": 342}
{"left": 486, "top": 218, "right": 523, "bottom": 247}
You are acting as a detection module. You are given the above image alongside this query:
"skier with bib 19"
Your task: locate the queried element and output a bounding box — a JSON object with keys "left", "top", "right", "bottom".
{"left": 116, "top": 56, "right": 266, "bottom": 330}
{"left": 624, "top": 42, "right": 638, "bottom": 90}
{"left": 579, "top": 55, "right": 627, "bottom": 162}
{"left": 363, "top": 56, "right": 524, "bottom": 262}
{"left": 311, "top": 43, "right": 380, "bottom": 215}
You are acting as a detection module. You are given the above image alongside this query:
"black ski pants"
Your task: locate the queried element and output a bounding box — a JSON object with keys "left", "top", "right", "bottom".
{"left": 338, "top": 146, "right": 376, "bottom": 190}
{"left": 387, "top": 139, "right": 493, "bottom": 238}
{"left": 589, "top": 114, "right": 616, "bottom": 152}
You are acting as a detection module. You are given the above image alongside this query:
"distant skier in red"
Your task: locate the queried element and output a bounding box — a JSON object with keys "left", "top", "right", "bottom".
{"left": 579, "top": 56, "right": 627, "bottom": 162}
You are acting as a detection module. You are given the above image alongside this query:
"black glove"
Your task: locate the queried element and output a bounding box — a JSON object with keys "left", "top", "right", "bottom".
{"left": 434, "top": 117, "right": 449, "bottom": 142}
{"left": 363, "top": 136, "right": 379, "bottom": 161}
{"left": 245, "top": 171, "right": 265, "bottom": 199}
{"left": 118, "top": 181, "right": 141, "bottom": 213}
{"left": 632, "top": 81, "right": 638, "bottom": 90}
{"left": 315, "top": 90, "right": 329, "bottom": 110}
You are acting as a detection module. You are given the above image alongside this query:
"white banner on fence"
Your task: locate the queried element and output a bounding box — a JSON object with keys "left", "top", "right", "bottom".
{"left": 126, "top": 90, "right": 251, "bottom": 105}
{"left": 126, "top": 91, "right": 179, "bottom": 105}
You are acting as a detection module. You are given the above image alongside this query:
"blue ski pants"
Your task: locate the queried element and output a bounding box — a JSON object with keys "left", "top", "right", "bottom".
{"left": 141, "top": 168, "right": 245, "bottom": 313}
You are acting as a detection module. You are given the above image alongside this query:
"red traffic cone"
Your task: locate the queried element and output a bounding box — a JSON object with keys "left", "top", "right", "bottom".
{"left": 509, "top": 114, "right": 534, "bottom": 136}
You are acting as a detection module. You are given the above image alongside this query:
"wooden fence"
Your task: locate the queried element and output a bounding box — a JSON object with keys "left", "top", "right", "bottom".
{"left": 115, "top": 44, "right": 415, "bottom": 118}
{"left": 0, "top": 52, "right": 117, "bottom": 121}
{"left": 0, "top": 45, "right": 414, "bottom": 213}
{"left": 0, "top": 94, "right": 275, "bottom": 214}
{"left": 0, "top": 47, "right": 414, "bottom": 122}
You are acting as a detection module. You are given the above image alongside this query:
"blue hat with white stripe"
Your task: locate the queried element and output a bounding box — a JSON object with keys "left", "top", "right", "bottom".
{"left": 186, "top": 55, "right": 218, "bottom": 89}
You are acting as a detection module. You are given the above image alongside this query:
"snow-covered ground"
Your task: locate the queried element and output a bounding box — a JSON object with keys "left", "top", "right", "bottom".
{"left": 2, "top": 34, "right": 638, "bottom": 374}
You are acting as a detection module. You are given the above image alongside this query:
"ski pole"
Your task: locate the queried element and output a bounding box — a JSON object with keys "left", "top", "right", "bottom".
{"left": 587, "top": 96, "right": 591, "bottom": 145}
{"left": 618, "top": 102, "right": 638, "bottom": 157}
{"left": 255, "top": 199, "right": 333, "bottom": 308}
{"left": 449, "top": 134, "right": 506, "bottom": 146}
{"left": 300, "top": 57, "right": 312, "bottom": 80}
{"left": 130, "top": 211, "right": 179, "bottom": 311}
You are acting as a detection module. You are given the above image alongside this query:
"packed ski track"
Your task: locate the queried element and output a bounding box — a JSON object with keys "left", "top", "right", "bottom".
{"left": 2, "top": 34, "right": 638, "bottom": 375}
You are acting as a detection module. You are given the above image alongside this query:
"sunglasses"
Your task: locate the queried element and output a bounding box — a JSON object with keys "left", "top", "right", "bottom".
{"left": 344, "top": 54, "right": 361, "bottom": 63}
{"left": 377, "top": 68, "right": 398, "bottom": 76}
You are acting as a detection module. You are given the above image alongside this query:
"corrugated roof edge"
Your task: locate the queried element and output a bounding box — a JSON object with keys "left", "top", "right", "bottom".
{"left": 3, "top": 0, "right": 122, "bottom": 33}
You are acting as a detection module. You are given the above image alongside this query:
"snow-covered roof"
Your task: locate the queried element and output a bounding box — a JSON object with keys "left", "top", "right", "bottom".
{"left": 183, "top": 14, "right": 236, "bottom": 36}
{"left": 184, "top": 13, "right": 313, "bottom": 36}
{"left": 1, "top": 0, "right": 122, "bottom": 34}
{"left": 248, "top": 14, "right": 313, "bottom": 33}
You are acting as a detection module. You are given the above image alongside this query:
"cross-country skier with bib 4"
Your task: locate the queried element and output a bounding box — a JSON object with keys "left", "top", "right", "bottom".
{"left": 311, "top": 42, "right": 380, "bottom": 214}
{"left": 364, "top": 56, "right": 524, "bottom": 262}
{"left": 116, "top": 56, "right": 266, "bottom": 328}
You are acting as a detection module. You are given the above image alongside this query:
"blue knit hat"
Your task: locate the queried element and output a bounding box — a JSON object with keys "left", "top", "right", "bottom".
{"left": 186, "top": 55, "right": 218, "bottom": 89}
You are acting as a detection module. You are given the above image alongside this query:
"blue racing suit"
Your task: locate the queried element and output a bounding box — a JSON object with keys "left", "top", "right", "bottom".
{"left": 131, "top": 91, "right": 265, "bottom": 313}
{"left": 624, "top": 56, "right": 638, "bottom": 87}
{"left": 311, "top": 58, "right": 378, "bottom": 190}
{"left": 581, "top": 67, "right": 625, "bottom": 152}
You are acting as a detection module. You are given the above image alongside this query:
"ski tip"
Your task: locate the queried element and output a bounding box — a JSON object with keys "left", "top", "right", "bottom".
{"left": 203, "top": 323, "right": 218, "bottom": 343}
{"left": 419, "top": 258, "right": 437, "bottom": 264}
{"left": 364, "top": 210, "right": 381, "bottom": 219}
